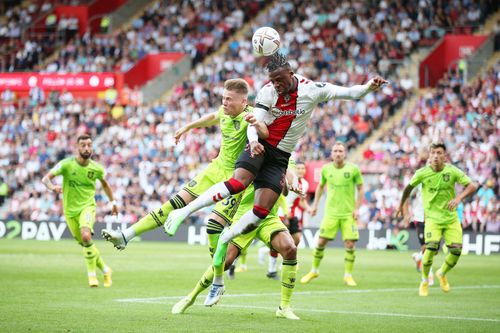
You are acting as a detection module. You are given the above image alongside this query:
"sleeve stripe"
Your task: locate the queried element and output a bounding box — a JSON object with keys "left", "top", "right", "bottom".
{"left": 255, "top": 103, "right": 269, "bottom": 111}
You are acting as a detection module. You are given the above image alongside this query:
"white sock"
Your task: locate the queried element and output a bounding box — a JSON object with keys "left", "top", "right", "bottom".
{"left": 268, "top": 255, "right": 277, "bottom": 273}
{"left": 429, "top": 267, "right": 433, "bottom": 277}
{"left": 213, "top": 275, "right": 224, "bottom": 285}
{"left": 220, "top": 210, "right": 262, "bottom": 243}
{"left": 422, "top": 277, "right": 428, "bottom": 283}
{"left": 416, "top": 251, "right": 423, "bottom": 261}
{"left": 102, "top": 266, "right": 110, "bottom": 274}
{"left": 344, "top": 273, "right": 352, "bottom": 278}
{"left": 88, "top": 272, "right": 96, "bottom": 277}
{"left": 186, "top": 182, "right": 232, "bottom": 213}
{"left": 258, "top": 247, "right": 268, "bottom": 265}
{"left": 122, "top": 227, "right": 136, "bottom": 243}
{"left": 311, "top": 268, "right": 319, "bottom": 274}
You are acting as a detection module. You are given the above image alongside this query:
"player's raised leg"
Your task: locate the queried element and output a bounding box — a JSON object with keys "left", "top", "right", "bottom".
{"left": 165, "top": 169, "right": 253, "bottom": 236}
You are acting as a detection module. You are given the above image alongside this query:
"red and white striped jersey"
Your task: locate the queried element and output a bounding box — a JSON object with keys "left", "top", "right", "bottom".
{"left": 254, "top": 74, "right": 372, "bottom": 153}
{"left": 287, "top": 177, "right": 309, "bottom": 221}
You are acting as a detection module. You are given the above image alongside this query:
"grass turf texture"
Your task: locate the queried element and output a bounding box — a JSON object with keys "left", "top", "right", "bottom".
{"left": 1, "top": 239, "right": 499, "bottom": 333}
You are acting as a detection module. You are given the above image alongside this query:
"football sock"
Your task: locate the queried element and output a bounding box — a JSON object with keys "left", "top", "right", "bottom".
{"left": 207, "top": 219, "right": 224, "bottom": 257}
{"left": 422, "top": 244, "right": 438, "bottom": 281}
{"left": 280, "top": 259, "right": 297, "bottom": 308}
{"left": 440, "top": 247, "right": 462, "bottom": 275}
{"left": 312, "top": 247, "right": 325, "bottom": 273}
{"left": 94, "top": 245, "right": 106, "bottom": 272}
{"left": 132, "top": 195, "right": 185, "bottom": 237}
{"left": 185, "top": 182, "right": 233, "bottom": 214}
{"left": 82, "top": 242, "right": 97, "bottom": 274}
{"left": 344, "top": 248, "right": 355, "bottom": 275}
{"left": 188, "top": 265, "right": 214, "bottom": 300}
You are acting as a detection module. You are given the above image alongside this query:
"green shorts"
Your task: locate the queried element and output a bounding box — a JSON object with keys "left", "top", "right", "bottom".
{"left": 424, "top": 218, "right": 463, "bottom": 245}
{"left": 65, "top": 206, "right": 96, "bottom": 243}
{"left": 230, "top": 184, "right": 287, "bottom": 251}
{"left": 183, "top": 160, "right": 242, "bottom": 223}
{"left": 319, "top": 215, "right": 359, "bottom": 241}
{"left": 231, "top": 215, "right": 288, "bottom": 252}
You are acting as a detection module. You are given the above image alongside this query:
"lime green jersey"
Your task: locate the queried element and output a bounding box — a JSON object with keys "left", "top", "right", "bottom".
{"left": 409, "top": 163, "right": 471, "bottom": 224}
{"left": 50, "top": 157, "right": 106, "bottom": 217}
{"left": 214, "top": 105, "right": 252, "bottom": 170}
{"left": 321, "top": 162, "right": 363, "bottom": 218}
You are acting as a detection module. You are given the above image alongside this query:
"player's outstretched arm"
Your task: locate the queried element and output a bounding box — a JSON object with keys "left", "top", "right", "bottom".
{"left": 396, "top": 184, "right": 414, "bottom": 219}
{"left": 309, "top": 183, "right": 325, "bottom": 217}
{"left": 42, "top": 172, "right": 61, "bottom": 194}
{"left": 174, "top": 111, "right": 219, "bottom": 144}
{"left": 448, "top": 182, "right": 478, "bottom": 211}
{"left": 100, "top": 178, "right": 118, "bottom": 215}
{"left": 321, "top": 76, "right": 389, "bottom": 102}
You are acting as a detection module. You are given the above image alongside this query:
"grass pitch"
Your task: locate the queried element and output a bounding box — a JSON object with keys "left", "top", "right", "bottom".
{"left": 1, "top": 239, "right": 499, "bottom": 332}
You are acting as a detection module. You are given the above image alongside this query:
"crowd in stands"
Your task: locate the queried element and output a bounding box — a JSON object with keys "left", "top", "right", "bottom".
{"left": 358, "top": 63, "right": 500, "bottom": 233}
{"left": 0, "top": 1, "right": 498, "bottom": 234}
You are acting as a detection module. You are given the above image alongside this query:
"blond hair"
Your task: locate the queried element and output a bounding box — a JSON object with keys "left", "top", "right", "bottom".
{"left": 224, "top": 78, "right": 249, "bottom": 95}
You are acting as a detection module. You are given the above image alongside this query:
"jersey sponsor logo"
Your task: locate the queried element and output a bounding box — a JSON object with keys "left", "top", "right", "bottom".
{"left": 87, "top": 171, "right": 94, "bottom": 179}
{"left": 443, "top": 173, "right": 450, "bottom": 182}
{"left": 270, "top": 107, "right": 305, "bottom": 117}
{"left": 232, "top": 120, "right": 240, "bottom": 130}
{"left": 344, "top": 172, "right": 350, "bottom": 178}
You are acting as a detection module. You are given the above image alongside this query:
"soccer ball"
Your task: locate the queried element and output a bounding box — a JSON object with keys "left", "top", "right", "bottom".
{"left": 252, "top": 27, "right": 280, "bottom": 56}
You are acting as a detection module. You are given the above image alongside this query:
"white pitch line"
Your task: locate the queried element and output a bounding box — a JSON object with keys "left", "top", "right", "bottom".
{"left": 116, "top": 284, "right": 500, "bottom": 304}
{"left": 216, "top": 304, "right": 500, "bottom": 323}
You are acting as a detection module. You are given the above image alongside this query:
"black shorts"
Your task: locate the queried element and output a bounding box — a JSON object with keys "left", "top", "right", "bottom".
{"left": 235, "top": 139, "right": 291, "bottom": 194}
{"left": 413, "top": 221, "right": 425, "bottom": 246}
{"left": 288, "top": 216, "right": 302, "bottom": 234}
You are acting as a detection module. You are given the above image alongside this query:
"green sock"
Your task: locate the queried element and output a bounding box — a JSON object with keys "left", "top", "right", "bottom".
{"left": 94, "top": 245, "right": 106, "bottom": 272}
{"left": 440, "top": 247, "right": 462, "bottom": 275}
{"left": 213, "top": 241, "right": 228, "bottom": 278}
{"left": 280, "top": 259, "right": 297, "bottom": 308}
{"left": 133, "top": 195, "right": 185, "bottom": 235}
{"left": 312, "top": 247, "right": 325, "bottom": 272}
{"left": 188, "top": 265, "right": 214, "bottom": 300}
{"left": 207, "top": 219, "right": 224, "bottom": 257}
{"left": 344, "top": 248, "right": 355, "bottom": 275}
{"left": 82, "top": 243, "right": 97, "bottom": 274}
{"left": 422, "top": 247, "right": 437, "bottom": 281}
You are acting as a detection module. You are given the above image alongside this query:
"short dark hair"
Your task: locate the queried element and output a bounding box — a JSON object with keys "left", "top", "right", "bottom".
{"left": 430, "top": 142, "right": 446, "bottom": 151}
{"left": 77, "top": 134, "right": 92, "bottom": 143}
{"left": 266, "top": 52, "right": 291, "bottom": 73}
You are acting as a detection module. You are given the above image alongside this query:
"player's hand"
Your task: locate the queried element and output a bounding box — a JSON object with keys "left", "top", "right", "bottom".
{"left": 368, "top": 76, "right": 389, "bottom": 91}
{"left": 352, "top": 210, "right": 359, "bottom": 220}
{"left": 111, "top": 204, "right": 118, "bottom": 216}
{"left": 51, "top": 185, "right": 62, "bottom": 194}
{"left": 249, "top": 141, "right": 265, "bottom": 158}
{"left": 448, "top": 198, "right": 461, "bottom": 211}
{"left": 244, "top": 113, "right": 257, "bottom": 125}
{"left": 174, "top": 126, "right": 189, "bottom": 145}
{"left": 396, "top": 206, "right": 405, "bottom": 219}
{"left": 309, "top": 206, "right": 318, "bottom": 216}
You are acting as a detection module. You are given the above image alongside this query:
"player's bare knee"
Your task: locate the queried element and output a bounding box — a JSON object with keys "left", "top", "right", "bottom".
{"left": 279, "top": 243, "right": 297, "bottom": 260}
{"left": 317, "top": 237, "right": 329, "bottom": 248}
{"left": 344, "top": 240, "right": 356, "bottom": 249}
{"left": 81, "top": 231, "right": 92, "bottom": 244}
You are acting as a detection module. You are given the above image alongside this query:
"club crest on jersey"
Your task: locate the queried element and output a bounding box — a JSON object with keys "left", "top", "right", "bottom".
{"left": 344, "top": 172, "right": 350, "bottom": 178}
{"left": 443, "top": 173, "right": 450, "bottom": 182}
{"left": 87, "top": 171, "right": 94, "bottom": 179}
{"left": 233, "top": 120, "right": 240, "bottom": 130}
{"left": 284, "top": 94, "right": 291, "bottom": 102}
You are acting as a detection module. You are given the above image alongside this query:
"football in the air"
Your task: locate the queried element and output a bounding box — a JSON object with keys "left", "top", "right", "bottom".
{"left": 252, "top": 27, "right": 280, "bottom": 56}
